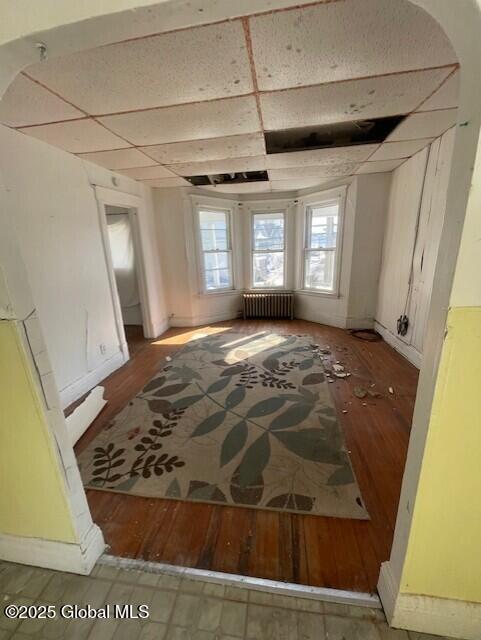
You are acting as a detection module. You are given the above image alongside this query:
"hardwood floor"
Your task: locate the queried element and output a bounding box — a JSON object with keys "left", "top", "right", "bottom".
{"left": 74, "top": 320, "right": 418, "bottom": 593}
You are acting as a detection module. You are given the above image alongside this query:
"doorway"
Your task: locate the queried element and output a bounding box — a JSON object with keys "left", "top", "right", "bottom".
{"left": 94, "top": 185, "right": 155, "bottom": 365}
{"left": 105, "top": 205, "right": 145, "bottom": 338}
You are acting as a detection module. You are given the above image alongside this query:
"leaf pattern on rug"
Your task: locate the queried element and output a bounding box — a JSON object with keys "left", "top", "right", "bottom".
{"left": 78, "top": 331, "right": 368, "bottom": 519}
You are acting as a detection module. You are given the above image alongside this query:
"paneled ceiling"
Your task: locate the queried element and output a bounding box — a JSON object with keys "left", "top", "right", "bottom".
{"left": 0, "top": 0, "right": 458, "bottom": 194}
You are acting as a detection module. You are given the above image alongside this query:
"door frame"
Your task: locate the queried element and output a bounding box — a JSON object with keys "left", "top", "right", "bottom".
{"left": 93, "top": 185, "right": 154, "bottom": 361}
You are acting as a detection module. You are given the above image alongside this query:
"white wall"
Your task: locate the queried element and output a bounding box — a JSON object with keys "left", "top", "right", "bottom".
{"left": 294, "top": 181, "right": 355, "bottom": 328}
{"left": 154, "top": 175, "right": 390, "bottom": 329}
{"left": 375, "top": 128, "right": 455, "bottom": 367}
{"left": 154, "top": 187, "right": 195, "bottom": 324}
{"left": 0, "top": 124, "right": 168, "bottom": 407}
{"left": 348, "top": 173, "right": 392, "bottom": 325}
{"left": 155, "top": 188, "right": 245, "bottom": 326}
{"left": 294, "top": 175, "right": 391, "bottom": 329}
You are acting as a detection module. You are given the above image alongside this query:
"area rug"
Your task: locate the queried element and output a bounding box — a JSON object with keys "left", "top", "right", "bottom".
{"left": 78, "top": 331, "right": 368, "bottom": 519}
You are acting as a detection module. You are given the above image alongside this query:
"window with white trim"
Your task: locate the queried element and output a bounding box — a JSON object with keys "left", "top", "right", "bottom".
{"left": 303, "top": 200, "right": 341, "bottom": 293}
{"left": 251, "top": 211, "right": 285, "bottom": 288}
{"left": 198, "top": 208, "right": 233, "bottom": 292}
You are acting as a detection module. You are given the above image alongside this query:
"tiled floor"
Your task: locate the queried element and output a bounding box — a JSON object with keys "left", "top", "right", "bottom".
{"left": 0, "top": 559, "right": 447, "bottom": 639}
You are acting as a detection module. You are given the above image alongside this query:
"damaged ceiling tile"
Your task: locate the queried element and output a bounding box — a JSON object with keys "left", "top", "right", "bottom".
{"left": 166, "top": 155, "right": 267, "bottom": 177}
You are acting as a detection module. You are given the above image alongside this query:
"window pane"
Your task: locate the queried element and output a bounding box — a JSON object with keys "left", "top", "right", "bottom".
{"left": 203, "top": 252, "right": 231, "bottom": 290}
{"left": 253, "top": 252, "right": 284, "bottom": 287}
{"left": 204, "top": 252, "right": 229, "bottom": 270}
{"left": 305, "top": 250, "right": 335, "bottom": 291}
{"left": 309, "top": 204, "right": 339, "bottom": 249}
{"left": 205, "top": 269, "right": 232, "bottom": 290}
{"left": 253, "top": 212, "right": 284, "bottom": 250}
{"left": 199, "top": 210, "right": 229, "bottom": 251}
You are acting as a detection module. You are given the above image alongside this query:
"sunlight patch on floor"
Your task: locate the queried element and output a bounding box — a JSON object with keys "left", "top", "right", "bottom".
{"left": 222, "top": 333, "right": 289, "bottom": 364}
{"left": 152, "top": 325, "right": 232, "bottom": 346}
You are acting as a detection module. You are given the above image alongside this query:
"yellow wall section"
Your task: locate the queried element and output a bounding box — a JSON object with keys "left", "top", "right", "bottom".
{"left": 401, "top": 306, "right": 481, "bottom": 602}
{"left": 0, "top": 321, "right": 77, "bottom": 543}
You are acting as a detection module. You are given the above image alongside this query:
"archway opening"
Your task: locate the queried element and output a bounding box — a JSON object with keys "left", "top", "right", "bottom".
{"left": 0, "top": 0, "right": 473, "bottom": 607}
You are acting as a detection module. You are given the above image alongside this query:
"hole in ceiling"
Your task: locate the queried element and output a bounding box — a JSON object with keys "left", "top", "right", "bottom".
{"left": 264, "top": 115, "right": 405, "bottom": 154}
{"left": 186, "top": 170, "right": 269, "bottom": 186}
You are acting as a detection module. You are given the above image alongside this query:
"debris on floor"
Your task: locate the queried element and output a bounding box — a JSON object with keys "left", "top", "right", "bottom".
{"left": 325, "top": 362, "right": 352, "bottom": 379}
{"left": 388, "top": 386, "right": 394, "bottom": 394}
{"left": 353, "top": 385, "right": 368, "bottom": 399}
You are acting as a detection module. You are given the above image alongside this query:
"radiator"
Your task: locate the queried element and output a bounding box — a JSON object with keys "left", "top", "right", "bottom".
{"left": 243, "top": 292, "right": 294, "bottom": 320}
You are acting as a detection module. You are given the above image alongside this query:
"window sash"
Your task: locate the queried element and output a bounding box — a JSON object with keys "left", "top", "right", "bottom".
{"left": 197, "top": 208, "right": 234, "bottom": 292}
{"left": 303, "top": 200, "right": 341, "bottom": 293}
{"left": 252, "top": 212, "right": 285, "bottom": 251}
{"left": 251, "top": 212, "right": 286, "bottom": 288}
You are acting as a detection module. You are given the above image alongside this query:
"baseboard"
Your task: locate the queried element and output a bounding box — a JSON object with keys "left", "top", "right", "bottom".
{"left": 0, "top": 523, "right": 105, "bottom": 575}
{"left": 294, "top": 310, "right": 347, "bottom": 328}
{"left": 378, "top": 562, "right": 481, "bottom": 640}
{"left": 59, "top": 350, "right": 127, "bottom": 409}
{"left": 168, "top": 310, "right": 372, "bottom": 332}
{"left": 169, "top": 311, "right": 242, "bottom": 327}
{"left": 374, "top": 322, "right": 422, "bottom": 368}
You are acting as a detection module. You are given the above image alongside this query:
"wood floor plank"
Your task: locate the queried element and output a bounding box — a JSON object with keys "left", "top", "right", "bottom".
{"left": 211, "top": 506, "right": 255, "bottom": 575}
{"left": 160, "top": 502, "right": 214, "bottom": 567}
{"left": 247, "top": 510, "right": 281, "bottom": 581}
{"left": 75, "top": 320, "right": 417, "bottom": 592}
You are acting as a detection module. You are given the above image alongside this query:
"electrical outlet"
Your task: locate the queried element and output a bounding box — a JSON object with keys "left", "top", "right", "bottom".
{"left": 99, "top": 343, "right": 107, "bottom": 355}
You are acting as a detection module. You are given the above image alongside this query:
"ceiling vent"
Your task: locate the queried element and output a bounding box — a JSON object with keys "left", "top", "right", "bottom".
{"left": 265, "top": 115, "right": 405, "bottom": 154}
{"left": 186, "top": 170, "right": 269, "bottom": 186}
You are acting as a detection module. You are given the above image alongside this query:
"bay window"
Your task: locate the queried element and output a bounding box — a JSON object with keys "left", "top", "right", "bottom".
{"left": 251, "top": 211, "right": 285, "bottom": 288}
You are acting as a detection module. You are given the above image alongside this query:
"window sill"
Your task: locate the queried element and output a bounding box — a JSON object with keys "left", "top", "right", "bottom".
{"left": 197, "top": 289, "right": 242, "bottom": 298}
{"left": 296, "top": 289, "right": 340, "bottom": 299}
{"left": 249, "top": 287, "right": 292, "bottom": 292}
{"left": 196, "top": 288, "right": 339, "bottom": 300}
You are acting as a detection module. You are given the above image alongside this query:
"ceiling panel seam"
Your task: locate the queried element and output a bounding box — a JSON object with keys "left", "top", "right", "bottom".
{"left": 242, "top": 17, "right": 264, "bottom": 135}
{"left": 22, "top": 71, "right": 89, "bottom": 116}
{"left": 412, "top": 66, "right": 459, "bottom": 113}
{"left": 65, "top": 1, "right": 342, "bottom": 53}
{"left": 19, "top": 63, "right": 458, "bottom": 123}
